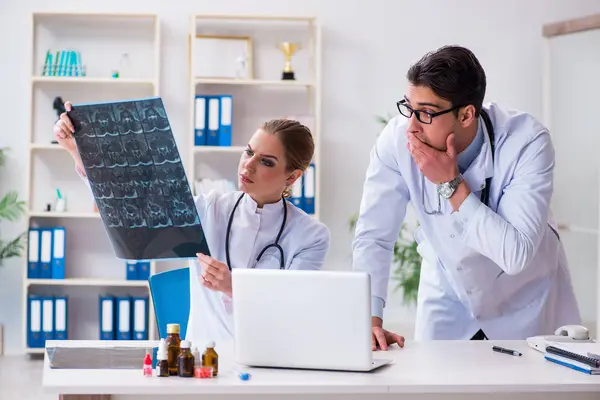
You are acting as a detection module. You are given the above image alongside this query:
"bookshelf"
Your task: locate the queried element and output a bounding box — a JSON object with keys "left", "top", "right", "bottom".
{"left": 187, "top": 14, "right": 321, "bottom": 220}
{"left": 23, "top": 12, "right": 161, "bottom": 354}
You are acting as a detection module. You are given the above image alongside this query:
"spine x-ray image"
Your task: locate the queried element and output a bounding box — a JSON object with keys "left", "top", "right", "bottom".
{"left": 68, "top": 97, "right": 211, "bottom": 261}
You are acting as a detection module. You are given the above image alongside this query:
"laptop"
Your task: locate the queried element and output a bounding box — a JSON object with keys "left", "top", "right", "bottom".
{"left": 231, "top": 269, "right": 393, "bottom": 372}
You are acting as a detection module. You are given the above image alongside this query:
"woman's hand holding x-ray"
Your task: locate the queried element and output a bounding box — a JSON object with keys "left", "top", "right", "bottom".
{"left": 52, "top": 100, "right": 86, "bottom": 177}
{"left": 197, "top": 253, "right": 233, "bottom": 297}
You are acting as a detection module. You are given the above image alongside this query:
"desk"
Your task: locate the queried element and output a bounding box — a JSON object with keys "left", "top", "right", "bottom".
{"left": 43, "top": 340, "right": 600, "bottom": 400}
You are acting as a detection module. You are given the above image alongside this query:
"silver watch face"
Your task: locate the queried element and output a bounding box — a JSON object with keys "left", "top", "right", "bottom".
{"left": 438, "top": 183, "right": 454, "bottom": 199}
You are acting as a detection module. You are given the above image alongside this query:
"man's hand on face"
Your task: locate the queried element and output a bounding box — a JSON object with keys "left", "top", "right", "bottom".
{"left": 407, "top": 132, "right": 459, "bottom": 184}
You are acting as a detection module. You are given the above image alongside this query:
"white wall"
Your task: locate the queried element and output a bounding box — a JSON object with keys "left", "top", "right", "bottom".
{"left": 1, "top": 0, "right": 600, "bottom": 354}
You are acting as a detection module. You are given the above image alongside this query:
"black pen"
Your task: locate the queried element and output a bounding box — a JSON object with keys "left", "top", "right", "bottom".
{"left": 492, "top": 345, "right": 522, "bottom": 357}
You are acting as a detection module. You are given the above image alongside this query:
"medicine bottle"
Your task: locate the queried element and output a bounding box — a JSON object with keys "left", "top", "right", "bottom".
{"left": 165, "top": 323, "right": 181, "bottom": 376}
{"left": 177, "top": 340, "right": 194, "bottom": 378}
{"left": 143, "top": 351, "right": 153, "bottom": 377}
{"left": 192, "top": 346, "right": 201, "bottom": 377}
{"left": 156, "top": 338, "right": 169, "bottom": 377}
{"left": 202, "top": 341, "right": 219, "bottom": 377}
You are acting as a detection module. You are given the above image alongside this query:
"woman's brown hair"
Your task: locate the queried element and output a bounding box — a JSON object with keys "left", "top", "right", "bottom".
{"left": 260, "top": 119, "right": 314, "bottom": 197}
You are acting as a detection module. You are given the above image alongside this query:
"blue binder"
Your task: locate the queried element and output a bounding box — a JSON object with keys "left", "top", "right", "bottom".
{"left": 27, "top": 295, "right": 43, "bottom": 348}
{"left": 290, "top": 176, "right": 304, "bottom": 209}
{"left": 218, "top": 95, "right": 232, "bottom": 146}
{"left": 126, "top": 261, "right": 137, "bottom": 280}
{"left": 54, "top": 296, "right": 68, "bottom": 340}
{"left": 132, "top": 296, "right": 149, "bottom": 340}
{"left": 303, "top": 163, "right": 316, "bottom": 214}
{"left": 137, "top": 261, "right": 150, "bottom": 281}
{"left": 206, "top": 96, "right": 221, "bottom": 146}
{"left": 99, "top": 295, "right": 115, "bottom": 340}
{"left": 116, "top": 296, "right": 132, "bottom": 340}
{"left": 51, "top": 227, "right": 66, "bottom": 279}
{"left": 39, "top": 228, "right": 53, "bottom": 279}
{"left": 27, "top": 228, "right": 40, "bottom": 279}
{"left": 194, "top": 95, "right": 207, "bottom": 146}
{"left": 41, "top": 296, "right": 55, "bottom": 345}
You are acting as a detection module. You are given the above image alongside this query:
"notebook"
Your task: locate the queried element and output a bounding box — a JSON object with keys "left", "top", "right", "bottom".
{"left": 544, "top": 353, "right": 600, "bottom": 375}
{"left": 68, "top": 97, "right": 211, "bottom": 261}
{"left": 547, "top": 342, "right": 600, "bottom": 361}
{"left": 544, "top": 342, "right": 600, "bottom": 375}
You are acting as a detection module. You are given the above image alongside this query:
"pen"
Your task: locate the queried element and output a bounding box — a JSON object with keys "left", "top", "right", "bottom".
{"left": 492, "top": 345, "right": 522, "bottom": 357}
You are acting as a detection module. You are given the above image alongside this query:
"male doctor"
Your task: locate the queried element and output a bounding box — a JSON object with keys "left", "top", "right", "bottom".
{"left": 352, "top": 45, "right": 581, "bottom": 348}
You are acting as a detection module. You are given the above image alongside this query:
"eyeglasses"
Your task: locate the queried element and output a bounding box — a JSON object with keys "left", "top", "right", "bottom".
{"left": 396, "top": 99, "right": 464, "bottom": 124}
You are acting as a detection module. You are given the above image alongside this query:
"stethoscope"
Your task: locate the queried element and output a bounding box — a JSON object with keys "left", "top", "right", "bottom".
{"left": 225, "top": 192, "right": 287, "bottom": 270}
{"left": 423, "top": 109, "right": 495, "bottom": 215}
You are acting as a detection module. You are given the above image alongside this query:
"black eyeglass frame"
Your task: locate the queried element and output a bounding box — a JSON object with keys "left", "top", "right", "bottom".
{"left": 396, "top": 99, "right": 465, "bottom": 124}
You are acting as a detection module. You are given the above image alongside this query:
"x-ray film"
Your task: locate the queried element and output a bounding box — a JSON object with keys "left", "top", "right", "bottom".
{"left": 68, "top": 97, "right": 211, "bottom": 260}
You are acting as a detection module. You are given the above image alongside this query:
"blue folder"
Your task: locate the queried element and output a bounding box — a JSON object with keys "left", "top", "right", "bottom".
{"left": 27, "top": 228, "right": 40, "bottom": 279}
{"left": 126, "top": 261, "right": 137, "bottom": 280}
{"left": 39, "top": 228, "right": 53, "bottom": 279}
{"left": 53, "top": 296, "right": 68, "bottom": 340}
{"left": 116, "top": 296, "right": 132, "bottom": 340}
{"left": 206, "top": 96, "right": 221, "bottom": 146}
{"left": 27, "top": 295, "right": 43, "bottom": 348}
{"left": 137, "top": 261, "right": 150, "bottom": 280}
{"left": 218, "top": 95, "right": 232, "bottom": 146}
{"left": 131, "top": 296, "right": 149, "bottom": 340}
{"left": 194, "top": 95, "right": 207, "bottom": 146}
{"left": 99, "top": 295, "right": 115, "bottom": 340}
{"left": 51, "top": 227, "right": 66, "bottom": 279}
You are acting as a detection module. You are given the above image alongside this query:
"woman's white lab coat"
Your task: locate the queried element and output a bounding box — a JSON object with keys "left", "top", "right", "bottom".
{"left": 185, "top": 190, "right": 330, "bottom": 348}
{"left": 352, "top": 102, "right": 581, "bottom": 340}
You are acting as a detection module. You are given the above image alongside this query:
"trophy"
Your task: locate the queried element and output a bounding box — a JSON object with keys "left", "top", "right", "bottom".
{"left": 277, "top": 42, "right": 302, "bottom": 80}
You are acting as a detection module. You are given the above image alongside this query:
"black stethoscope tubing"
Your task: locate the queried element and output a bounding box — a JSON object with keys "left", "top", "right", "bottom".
{"left": 479, "top": 109, "right": 495, "bottom": 206}
{"left": 225, "top": 193, "right": 287, "bottom": 271}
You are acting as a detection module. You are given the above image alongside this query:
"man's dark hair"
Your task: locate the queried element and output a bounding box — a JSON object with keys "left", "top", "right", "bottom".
{"left": 406, "top": 45, "right": 486, "bottom": 117}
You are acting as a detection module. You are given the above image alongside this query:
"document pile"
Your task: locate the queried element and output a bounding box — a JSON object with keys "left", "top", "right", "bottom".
{"left": 47, "top": 341, "right": 158, "bottom": 369}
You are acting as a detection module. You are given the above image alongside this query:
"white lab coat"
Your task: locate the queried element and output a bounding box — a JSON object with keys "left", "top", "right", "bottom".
{"left": 352, "top": 102, "right": 581, "bottom": 340}
{"left": 185, "top": 190, "right": 330, "bottom": 348}
{"left": 75, "top": 168, "right": 331, "bottom": 345}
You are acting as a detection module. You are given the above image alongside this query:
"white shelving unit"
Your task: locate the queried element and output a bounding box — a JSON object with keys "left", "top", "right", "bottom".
{"left": 187, "top": 14, "right": 321, "bottom": 220}
{"left": 23, "top": 12, "right": 161, "bottom": 354}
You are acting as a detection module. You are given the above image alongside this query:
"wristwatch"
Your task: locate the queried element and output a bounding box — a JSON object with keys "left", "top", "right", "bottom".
{"left": 437, "top": 175, "right": 464, "bottom": 199}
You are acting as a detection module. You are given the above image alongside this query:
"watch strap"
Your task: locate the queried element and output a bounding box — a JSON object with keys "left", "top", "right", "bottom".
{"left": 448, "top": 174, "right": 464, "bottom": 188}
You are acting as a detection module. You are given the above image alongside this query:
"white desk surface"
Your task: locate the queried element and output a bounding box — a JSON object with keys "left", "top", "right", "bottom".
{"left": 42, "top": 339, "right": 600, "bottom": 396}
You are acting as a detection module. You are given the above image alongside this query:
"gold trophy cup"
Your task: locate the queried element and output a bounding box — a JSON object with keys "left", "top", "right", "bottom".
{"left": 277, "top": 42, "right": 302, "bottom": 80}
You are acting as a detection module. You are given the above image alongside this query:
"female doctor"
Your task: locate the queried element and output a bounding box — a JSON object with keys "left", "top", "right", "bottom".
{"left": 53, "top": 103, "right": 331, "bottom": 346}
